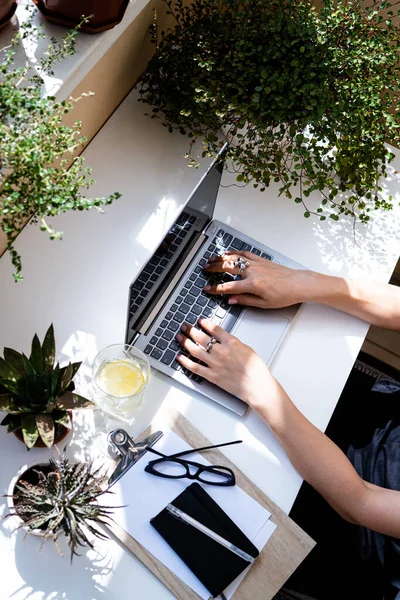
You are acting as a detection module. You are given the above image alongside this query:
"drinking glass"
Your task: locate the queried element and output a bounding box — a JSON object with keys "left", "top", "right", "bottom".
{"left": 91, "top": 344, "right": 151, "bottom": 454}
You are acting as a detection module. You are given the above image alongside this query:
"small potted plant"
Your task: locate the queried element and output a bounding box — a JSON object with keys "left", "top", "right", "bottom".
{"left": 0, "top": 324, "right": 94, "bottom": 449}
{"left": 33, "top": 0, "right": 130, "bottom": 33}
{"left": 5, "top": 452, "right": 115, "bottom": 560}
{"left": 0, "top": 0, "right": 17, "bottom": 30}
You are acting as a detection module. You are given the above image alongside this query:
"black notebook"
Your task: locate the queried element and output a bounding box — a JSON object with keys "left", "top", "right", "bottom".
{"left": 150, "top": 483, "right": 259, "bottom": 598}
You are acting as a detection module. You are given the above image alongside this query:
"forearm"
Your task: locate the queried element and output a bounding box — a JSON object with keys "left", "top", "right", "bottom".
{"left": 300, "top": 271, "right": 400, "bottom": 330}
{"left": 250, "top": 380, "right": 400, "bottom": 536}
{"left": 251, "top": 380, "right": 367, "bottom": 523}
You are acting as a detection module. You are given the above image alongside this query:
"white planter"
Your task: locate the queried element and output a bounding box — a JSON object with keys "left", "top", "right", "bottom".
{"left": 7, "top": 461, "right": 53, "bottom": 538}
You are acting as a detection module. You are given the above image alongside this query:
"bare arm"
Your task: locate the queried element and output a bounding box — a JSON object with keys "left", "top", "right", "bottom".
{"left": 250, "top": 378, "right": 400, "bottom": 536}
{"left": 306, "top": 272, "right": 400, "bottom": 330}
{"left": 203, "top": 252, "right": 400, "bottom": 330}
{"left": 176, "top": 319, "right": 400, "bottom": 537}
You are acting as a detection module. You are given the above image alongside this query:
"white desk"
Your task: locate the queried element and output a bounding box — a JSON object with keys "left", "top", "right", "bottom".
{"left": 1, "top": 87, "right": 399, "bottom": 600}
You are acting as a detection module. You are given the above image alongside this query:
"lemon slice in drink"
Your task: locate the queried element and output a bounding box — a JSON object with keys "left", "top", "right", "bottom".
{"left": 98, "top": 360, "right": 145, "bottom": 397}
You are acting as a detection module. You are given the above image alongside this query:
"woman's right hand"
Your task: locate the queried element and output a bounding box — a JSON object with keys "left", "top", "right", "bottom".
{"left": 202, "top": 251, "right": 320, "bottom": 309}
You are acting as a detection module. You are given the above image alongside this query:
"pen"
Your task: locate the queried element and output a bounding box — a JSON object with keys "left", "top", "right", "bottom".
{"left": 166, "top": 503, "right": 255, "bottom": 565}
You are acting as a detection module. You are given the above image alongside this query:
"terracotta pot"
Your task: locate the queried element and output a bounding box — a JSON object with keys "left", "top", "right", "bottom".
{"left": 0, "top": 0, "right": 18, "bottom": 31}
{"left": 13, "top": 411, "right": 72, "bottom": 448}
{"left": 33, "top": 0, "right": 130, "bottom": 33}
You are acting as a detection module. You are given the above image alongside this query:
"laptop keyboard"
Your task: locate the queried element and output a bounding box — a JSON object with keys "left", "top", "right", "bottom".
{"left": 128, "top": 211, "right": 197, "bottom": 322}
{"left": 143, "top": 228, "right": 273, "bottom": 384}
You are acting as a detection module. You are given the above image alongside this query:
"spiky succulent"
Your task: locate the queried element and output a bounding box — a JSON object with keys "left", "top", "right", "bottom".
{"left": 0, "top": 324, "right": 93, "bottom": 449}
{"left": 7, "top": 453, "right": 115, "bottom": 560}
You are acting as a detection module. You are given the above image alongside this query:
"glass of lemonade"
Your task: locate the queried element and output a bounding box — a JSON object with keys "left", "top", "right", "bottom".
{"left": 92, "top": 344, "right": 151, "bottom": 425}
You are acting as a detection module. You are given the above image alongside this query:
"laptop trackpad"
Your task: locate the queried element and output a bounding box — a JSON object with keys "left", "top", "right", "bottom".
{"left": 230, "top": 308, "right": 290, "bottom": 366}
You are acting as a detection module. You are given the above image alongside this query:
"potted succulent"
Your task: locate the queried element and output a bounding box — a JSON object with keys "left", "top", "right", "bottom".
{"left": 0, "top": 0, "right": 17, "bottom": 30}
{"left": 33, "top": 0, "right": 130, "bottom": 33}
{"left": 5, "top": 452, "right": 115, "bottom": 560}
{"left": 139, "top": 0, "right": 400, "bottom": 224}
{"left": 0, "top": 11, "right": 121, "bottom": 281}
{"left": 0, "top": 324, "right": 94, "bottom": 449}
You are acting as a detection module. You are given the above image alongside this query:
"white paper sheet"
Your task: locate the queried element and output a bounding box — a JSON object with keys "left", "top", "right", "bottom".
{"left": 108, "top": 429, "right": 275, "bottom": 600}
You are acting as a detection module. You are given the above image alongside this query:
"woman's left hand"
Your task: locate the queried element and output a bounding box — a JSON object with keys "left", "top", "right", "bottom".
{"left": 176, "top": 318, "right": 273, "bottom": 408}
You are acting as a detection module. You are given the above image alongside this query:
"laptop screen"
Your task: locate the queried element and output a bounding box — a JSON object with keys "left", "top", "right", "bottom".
{"left": 183, "top": 152, "right": 224, "bottom": 221}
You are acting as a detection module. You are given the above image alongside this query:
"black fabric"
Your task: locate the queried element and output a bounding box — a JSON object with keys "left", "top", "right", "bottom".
{"left": 284, "top": 353, "right": 400, "bottom": 600}
{"left": 348, "top": 419, "right": 400, "bottom": 597}
{"left": 150, "top": 482, "right": 259, "bottom": 598}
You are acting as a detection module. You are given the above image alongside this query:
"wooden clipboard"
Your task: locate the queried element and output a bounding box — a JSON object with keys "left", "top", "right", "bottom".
{"left": 105, "top": 407, "right": 315, "bottom": 600}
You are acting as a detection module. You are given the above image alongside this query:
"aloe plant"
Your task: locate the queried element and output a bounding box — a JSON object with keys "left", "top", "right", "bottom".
{"left": 6, "top": 452, "right": 115, "bottom": 560}
{"left": 0, "top": 324, "right": 93, "bottom": 449}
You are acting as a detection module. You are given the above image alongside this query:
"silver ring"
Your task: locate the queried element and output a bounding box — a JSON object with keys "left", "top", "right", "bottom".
{"left": 205, "top": 336, "right": 217, "bottom": 353}
{"left": 233, "top": 256, "right": 249, "bottom": 275}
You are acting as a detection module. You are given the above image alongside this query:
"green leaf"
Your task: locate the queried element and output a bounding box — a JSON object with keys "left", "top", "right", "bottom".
{"left": 21, "top": 414, "right": 39, "bottom": 449}
{"left": 55, "top": 392, "right": 94, "bottom": 411}
{"left": 0, "top": 394, "right": 24, "bottom": 414}
{"left": 236, "top": 174, "right": 244, "bottom": 182}
{"left": 53, "top": 410, "right": 72, "bottom": 429}
{"left": 42, "top": 325, "right": 56, "bottom": 369}
{"left": 36, "top": 414, "right": 55, "bottom": 448}
{"left": 60, "top": 363, "right": 74, "bottom": 393}
{"left": 1, "top": 414, "right": 22, "bottom": 433}
{"left": 3, "top": 348, "right": 25, "bottom": 376}
{"left": 0, "top": 357, "right": 20, "bottom": 383}
{"left": 30, "top": 334, "right": 44, "bottom": 374}
{"left": 304, "top": 211, "right": 311, "bottom": 218}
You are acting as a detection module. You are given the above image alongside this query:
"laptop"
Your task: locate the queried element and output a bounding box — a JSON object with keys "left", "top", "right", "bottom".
{"left": 125, "top": 146, "right": 304, "bottom": 415}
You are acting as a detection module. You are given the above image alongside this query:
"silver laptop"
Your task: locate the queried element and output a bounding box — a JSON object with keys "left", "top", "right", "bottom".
{"left": 125, "top": 147, "right": 304, "bottom": 415}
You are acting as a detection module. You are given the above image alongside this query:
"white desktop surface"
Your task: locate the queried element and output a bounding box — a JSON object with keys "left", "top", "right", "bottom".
{"left": 1, "top": 87, "right": 399, "bottom": 600}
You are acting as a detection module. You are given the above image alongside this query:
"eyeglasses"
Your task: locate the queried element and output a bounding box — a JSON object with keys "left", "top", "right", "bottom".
{"left": 144, "top": 440, "right": 242, "bottom": 486}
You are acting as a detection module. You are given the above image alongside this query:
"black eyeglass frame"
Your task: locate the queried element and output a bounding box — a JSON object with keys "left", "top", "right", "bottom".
{"left": 144, "top": 440, "right": 242, "bottom": 487}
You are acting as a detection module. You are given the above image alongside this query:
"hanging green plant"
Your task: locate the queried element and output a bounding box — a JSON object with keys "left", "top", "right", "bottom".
{"left": 0, "top": 11, "right": 121, "bottom": 281}
{"left": 139, "top": 0, "right": 400, "bottom": 223}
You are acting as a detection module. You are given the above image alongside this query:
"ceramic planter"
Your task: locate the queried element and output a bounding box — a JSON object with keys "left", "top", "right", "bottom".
{"left": 7, "top": 462, "right": 53, "bottom": 537}
{"left": 13, "top": 411, "right": 72, "bottom": 449}
{"left": 0, "top": 0, "right": 18, "bottom": 30}
{"left": 33, "top": 0, "right": 130, "bottom": 33}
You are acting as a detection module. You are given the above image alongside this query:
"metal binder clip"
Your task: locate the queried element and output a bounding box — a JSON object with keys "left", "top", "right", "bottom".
{"left": 107, "top": 428, "right": 164, "bottom": 488}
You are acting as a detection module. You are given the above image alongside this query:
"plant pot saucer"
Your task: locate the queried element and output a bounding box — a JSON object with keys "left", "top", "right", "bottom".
{"left": 33, "top": 0, "right": 130, "bottom": 33}
{"left": 0, "top": 1, "right": 18, "bottom": 32}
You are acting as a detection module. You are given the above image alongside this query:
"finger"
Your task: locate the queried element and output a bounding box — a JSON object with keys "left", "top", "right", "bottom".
{"left": 180, "top": 323, "right": 211, "bottom": 348}
{"left": 203, "top": 278, "right": 250, "bottom": 296}
{"left": 176, "top": 354, "right": 209, "bottom": 377}
{"left": 198, "top": 318, "right": 231, "bottom": 343}
{"left": 176, "top": 333, "right": 209, "bottom": 362}
{"left": 224, "top": 250, "right": 265, "bottom": 262}
{"left": 203, "top": 258, "right": 245, "bottom": 275}
{"left": 227, "top": 294, "right": 268, "bottom": 308}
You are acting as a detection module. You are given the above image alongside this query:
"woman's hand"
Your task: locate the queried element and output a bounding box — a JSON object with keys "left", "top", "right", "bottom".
{"left": 203, "top": 251, "right": 322, "bottom": 309}
{"left": 176, "top": 318, "right": 273, "bottom": 408}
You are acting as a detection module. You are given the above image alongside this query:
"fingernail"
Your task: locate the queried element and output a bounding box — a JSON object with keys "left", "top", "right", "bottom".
{"left": 202, "top": 262, "right": 209, "bottom": 270}
{"left": 228, "top": 298, "right": 238, "bottom": 305}
{"left": 198, "top": 317, "right": 204, "bottom": 325}
{"left": 203, "top": 285, "right": 211, "bottom": 291}
{"left": 180, "top": 324, "right": 187, "bottom": 332}
{"left": 176, "top": 333, "right": 183, "bottom": 342}
{"left": 207, "top": 256, "right": 218, "bottom": 263}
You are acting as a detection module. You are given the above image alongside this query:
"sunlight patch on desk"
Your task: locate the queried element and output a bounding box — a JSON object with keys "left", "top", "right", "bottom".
{"left": 136, "top": 195, "right": 180, "bottom": 252}
{"left": 60, "top": 330, "right": 99, "bottom": 398}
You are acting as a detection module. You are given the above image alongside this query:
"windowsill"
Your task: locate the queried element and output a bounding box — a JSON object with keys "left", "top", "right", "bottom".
{"left": 0, "top": 0, "right": 151, "bottom": 99}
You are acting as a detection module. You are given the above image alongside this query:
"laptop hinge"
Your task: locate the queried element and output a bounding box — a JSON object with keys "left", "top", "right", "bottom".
{"left": 134, "top": 233, "right": 207, "bottom": 337}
